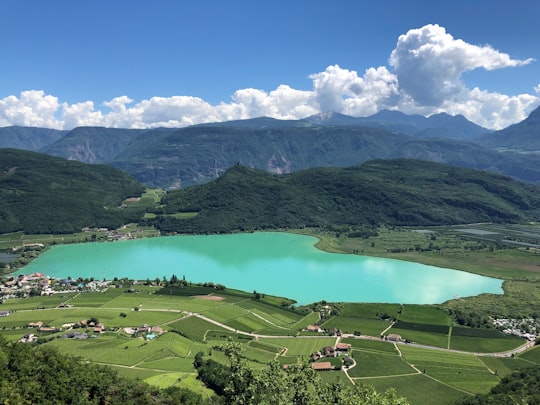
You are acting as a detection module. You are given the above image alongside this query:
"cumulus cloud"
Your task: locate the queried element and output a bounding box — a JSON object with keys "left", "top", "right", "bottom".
{"left": 0, "top": 24, "right": 538, "bottom": 130}
{"left": 389, "top": 24, "right": 533, "bottom": 107}
{"left": 0, "top": 90, "right": 62, "bottom": 129}
{"left": 310, "top": 65, "right": 400, "bottom": 116}
{"left": 62, "top": 101, "right": 104, "bottom": 129}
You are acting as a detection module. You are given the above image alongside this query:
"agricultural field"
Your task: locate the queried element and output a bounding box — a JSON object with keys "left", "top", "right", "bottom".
{"left": 349, "top": 348, "right": 415, "bottom": 378}
{"left": 398, "top": 305, "right": 452, "bottom": 325}
{"left": 365, "top": 374, "right": 467, "bottom": 405}
{"left": 399, "top": 345, "right": 500, "bottom": 394}
{"left": 0, "top": 280, "right": 535, "bottom": 405}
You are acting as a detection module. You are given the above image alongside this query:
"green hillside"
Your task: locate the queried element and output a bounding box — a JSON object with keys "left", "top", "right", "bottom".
{"left": 477, "top": 106, "right": 540, "bottom": 152}
{"left": 42, "top": 126, "right": 146, "bottom": 163}
{"left": 149, "top": 159, "right": 540, "bottom": 233}
{"left": 0, "top": 149, "right": 145, "bottom": 233}
{"left": 0, "top": 126, "right": 66, "bottom": 150}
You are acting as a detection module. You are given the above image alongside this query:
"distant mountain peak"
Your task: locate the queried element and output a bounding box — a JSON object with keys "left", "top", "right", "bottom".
{"left": 525, "top": 105, "right": 540, "bottom": 123}
{"left": 304, "top": 111, "right": 351, "bottom": 123}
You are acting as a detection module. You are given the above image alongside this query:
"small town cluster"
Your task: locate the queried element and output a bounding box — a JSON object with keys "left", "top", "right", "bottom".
{"left": 0, "top": 272, "right": 166, "bottom": 344}
{"left": 493, "top": 318, "right": 539, "bottom": 341}
{"left": 0, "top": 272, "right": 110, "bottom": 299}
{"left": 16, "top": 319, "right": 166, "bottom": 344}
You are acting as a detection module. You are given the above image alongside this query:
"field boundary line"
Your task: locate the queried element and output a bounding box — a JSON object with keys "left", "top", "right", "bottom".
{"left": 352, "top": 371, "right": 421, "bottom": 380}
{"left": 380, "top": 321, "right": 395, "bottom": 336}
{"left": 394, "top": 342, "right": 422, "bottom": 375}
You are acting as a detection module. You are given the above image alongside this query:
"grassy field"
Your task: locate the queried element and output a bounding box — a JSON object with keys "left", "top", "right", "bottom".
{"left": 398, "top": 305, "right": 452, "bottom": 325}
{"left": 168, "top": 315, "right": 229, "bottom": 341}
{"left": 365, "top": 374, "right": 468, "bottom": 405}
{"left": 399, "top": 345, "right": 500, "bottom": 394}
{"left": 449, "top": 335, "right": 523, "bottom": 353}
{"left": 519, "top": 346, "right": 540, "bottom": 364}
{"left": 349, "top": 349, "right": 415, "bottom": 378}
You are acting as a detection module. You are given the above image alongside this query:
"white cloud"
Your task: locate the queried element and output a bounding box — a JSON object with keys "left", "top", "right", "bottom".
{"left": 230, "top": 85, "right": 316, "bottom": 119}
{"left": 62, "top": 101, "right": 104, "bottom": 129}
{"left": 437, "top": 88, "right": 539, "bottom": 129}
{"left": 0, "top": 90, "right": 62, "bottom": 129}
{"left": 389, "top": 24, "right": 534, "bottom": 107}
{"left": 0, "top": 25, "right": 537, "bottom": 131}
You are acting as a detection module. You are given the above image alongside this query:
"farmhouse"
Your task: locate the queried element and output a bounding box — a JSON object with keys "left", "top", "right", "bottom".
{"left": 93, "top": 323, "right": 105, "bottom": 333}
{"left": 335, "top": 342, "right": 351, "bottom": 352}
{"left": 386, "top": 333, "right": 402, "bottom": 342}
{"left": 18, "top": 333, "right": 37, "bottom": 343}
{"left": 311, "top": 351, "right": 322, "bottom": 362}
{"left": 323, "top": 346, "right": 335, "bottom": 357}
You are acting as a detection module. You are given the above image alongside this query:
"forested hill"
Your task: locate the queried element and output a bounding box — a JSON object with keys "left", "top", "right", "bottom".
{"left": 152, "top": 159, "right": 540, "bottom": 233}
{"left": 0, "top": 149, "right": 145, "bottom": 233}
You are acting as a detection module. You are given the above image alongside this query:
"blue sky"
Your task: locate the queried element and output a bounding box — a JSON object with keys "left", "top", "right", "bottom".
{"left": 1, "top": 0, "right": 539, "bottom": 130}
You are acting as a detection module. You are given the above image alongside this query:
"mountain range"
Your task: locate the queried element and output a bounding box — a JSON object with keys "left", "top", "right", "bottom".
{"left": 0, "top": 107, "right": 539, "bottom": 188}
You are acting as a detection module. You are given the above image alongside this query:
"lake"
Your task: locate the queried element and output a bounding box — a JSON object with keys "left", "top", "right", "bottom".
{"left": 17, "top": 232, "right": 503, "bottom": 305}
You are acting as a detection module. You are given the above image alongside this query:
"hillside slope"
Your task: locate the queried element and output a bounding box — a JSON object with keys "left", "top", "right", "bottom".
{"left": 0, "top": 126, "right": 66, "bottom": 150}
{"left": 150, "top": 159, "right": 540, "bottom": 233}
{"left": 476, "top": 106, "right": 540, "bottom": 152}
{"left": 41, "top": 127, "right": 146, "bottom": 163}
{"left": 0, "top": 149, "right": 145, "bottom": 233}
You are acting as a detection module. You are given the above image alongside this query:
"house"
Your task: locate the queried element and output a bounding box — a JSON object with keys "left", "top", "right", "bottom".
{"left": 310, "top": 362, "right": 333, "bottom": 371}
{"left": 28, "top": 321, "right": 43, "bottom": 328}
{"left": 327, "top": 327, "right": 341, "bottom": 336}
{"left": 335, "top": 343, "right": 351, "bottom": 352}
{"left": 306, "top": 325, "right": 322, "bottom": 332}
{"left": 323, "top": 346, "right": 335, "bottom": 357}
{"left": 311, "top": 351, "right": 322, "bottom": 362}
{"left": 18, "top": 333, "right": 38, "bottom": 343}
{"left": 386, "top": 333, "right": 402, "bottom": 342}
{"left": 0, "top": 311, "right": 10, "bottom": 317}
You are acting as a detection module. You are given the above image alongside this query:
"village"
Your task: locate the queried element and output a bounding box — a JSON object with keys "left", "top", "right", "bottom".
{"left": 493, "top": 317, "right": 539, "bottom": 341}
{"left": 0, "top": 272, "right": 168, "bottom": 344}
{"left": 17, "top": 315, "right": 166, "bottom": 344}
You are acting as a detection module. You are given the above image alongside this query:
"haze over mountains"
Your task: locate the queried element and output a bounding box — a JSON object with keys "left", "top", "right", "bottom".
{"left": 1, "top": 107, "right": 539, "bottom": 188}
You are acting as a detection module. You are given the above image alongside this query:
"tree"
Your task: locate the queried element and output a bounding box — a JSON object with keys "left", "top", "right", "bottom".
{"left": 217, "top": 341, "right": 409, "bottom": 405}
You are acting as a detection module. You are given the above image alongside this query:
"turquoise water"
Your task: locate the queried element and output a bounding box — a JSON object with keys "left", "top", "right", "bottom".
{"left": 18, "top": 232, "right": 503, "bottom": 305}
